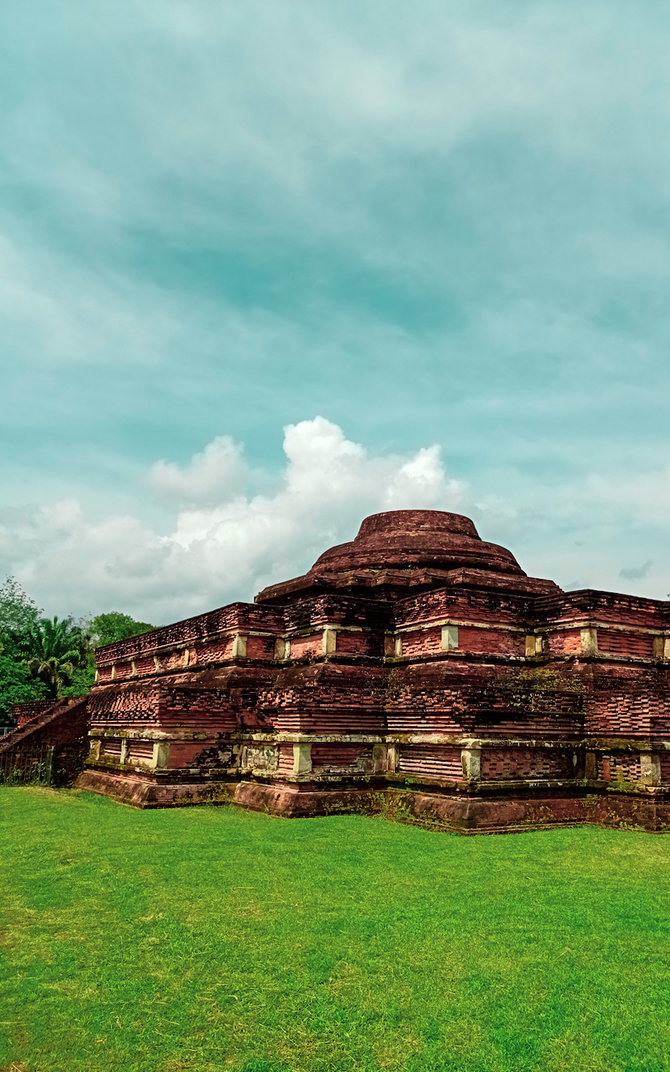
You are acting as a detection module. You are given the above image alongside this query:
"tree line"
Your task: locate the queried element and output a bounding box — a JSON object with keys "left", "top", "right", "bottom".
{"left": 0, "top": 577, "right": 154, "bottom": 724}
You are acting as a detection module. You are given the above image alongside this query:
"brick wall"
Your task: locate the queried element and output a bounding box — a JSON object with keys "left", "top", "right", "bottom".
{"left": 585, "top": 673, "right": 670, "bottom": 737}
{"left": 282, "top": 594, "right": 391, "bottom": 633}
{"left": 334, "top": 630, "right": 379, "bottom": 656}
{"left": 546, "top": 630, "right": 583, "bottom": 655}
{"left": 11, "top": 700, "right": 56, "bottom": 727}
{"left": 289, "top": 634, "right": 323, "bottom": 659}
{"left": 89, "top": 683, "right": 163, "bottom": 728}
{"left": 276, "top": 744, "right": 295, "bottom": 775}
{"left": 246, "top": 636, "right": 275, "bottom": 660}
{"left": 537, "top": 590, "right": 666, "bottom": 630}
{"left": 311, "top": 744, "right": 372, "bottom": 771}
{"left": 0, "top": 698, "right": 88, "bottom": 786}
{"left": 400, "top": 628, "right": 442, "bottom": 657}
{"left": 597, "top": 631, "right": 655, "bottom": 658}
{"left": 457, "top": 626, "right": 524, "bottom": 656}
{"left": 167, "top": 740, "right": 228, "bottom": 768}
{"left": 598, "top": 753, "right": 642, "bottom": 783}
{"left": 95, "top": 602, "right": 282, "bottom": 663}
{"left": 398, "top": 746, "right": 463, "bottom": 781}
{"left": 481, "top": 748, "right": 573, "bottom": 781}
{"left": 395, "top": 588, "right": 532, "bottom": 629}
{"left": 126, "top": 739, "right": 155, "bottom": 765}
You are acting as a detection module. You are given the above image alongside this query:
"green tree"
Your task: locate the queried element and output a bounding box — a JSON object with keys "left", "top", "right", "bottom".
{"left": 59, "top": 612, "right": 155, "bottom": 698}
{"left": 0, "top": 655, "right": 49, "bottom": 722}
{"left": 0, "top": 579, "right": 156, "bottom": 711}
{"left": 89, "top": 612, "right": 155, "bottom": 648}
{"left": 20, "top": 616, "right": 88, "bottom": 699}
{"left": 0, "top": 577, "right": 41, "bottom": 656}
{"left": 0, "top": 578, "right": 46, "bottom": 721}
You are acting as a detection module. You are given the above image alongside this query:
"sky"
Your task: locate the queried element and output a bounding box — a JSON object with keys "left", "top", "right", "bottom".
{"left": 1, "top": 1, "right": 670, "bottom": 624}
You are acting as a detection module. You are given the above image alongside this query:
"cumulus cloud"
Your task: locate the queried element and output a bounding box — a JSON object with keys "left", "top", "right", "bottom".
{"left": 3, "top": 416, "right": 669, "bottom": 623}
{"left": 149, "top": 435, "right": 248, "bottom": 504}
{"left": 0, "top": 418, "right": 461, "bottom": 622}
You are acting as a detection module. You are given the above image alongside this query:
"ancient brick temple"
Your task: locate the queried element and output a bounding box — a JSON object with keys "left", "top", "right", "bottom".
{"left": 77, "top": 510, "right": 670, "bottom": 832}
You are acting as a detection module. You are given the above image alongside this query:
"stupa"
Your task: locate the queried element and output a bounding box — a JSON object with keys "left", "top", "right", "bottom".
{"left": 76, "top": 510, "right": 670, "bottom": 832}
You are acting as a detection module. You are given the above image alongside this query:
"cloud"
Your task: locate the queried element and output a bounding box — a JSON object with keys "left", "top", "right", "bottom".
{"left": 2, "top": 2, "right": 670, "bottom": 624}
{"left": 2, "top": 416, "right": 669, "bottom": 624}
{"left": 0, "top": 418, "right": 461, "bottom": 622}
{"left": 620, "top": 560, "right": 653, "bottom": 582}
{"left": 149, "top": 435, "right": 248, "bottom": 504}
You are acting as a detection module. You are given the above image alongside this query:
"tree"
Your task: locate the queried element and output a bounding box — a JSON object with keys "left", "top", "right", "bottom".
{"left": 0, "top": 578, "right": 46, "bottom": 721}
{"left": 88, "top": 612, "right": 155, "bottom": 648}
{"left": 0, "top": 577, "right": 41, "bottom": 656}
{"left": 0, "top": 655, "right": 49, "bottom": 722}
{"left": 20, "top": 616, "right": 88, "bottom": 699}
{"left": 59, "top": 612, "right": 155, "bottom": 698}
{"left": 0, "top": 578, "right": 156, "bottom": 710}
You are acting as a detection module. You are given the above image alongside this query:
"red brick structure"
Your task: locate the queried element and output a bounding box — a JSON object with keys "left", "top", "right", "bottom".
{"left": 0, "top": 698, "right": 89, "bottom": 785}
{"left": 77, "top": 511, "right": 670, "bottom": 832}
{"left": 11, "top": 700, "right": 57, "bottom": 728}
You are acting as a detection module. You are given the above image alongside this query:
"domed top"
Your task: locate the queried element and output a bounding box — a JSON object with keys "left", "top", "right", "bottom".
{"left": 255, "top": 509, "right": 558, "bottom": 603}
{"left": 357, "top": 510, "right": 479, "bottom": 539}
{"left": 311, "top": 510, "right": 523, "bottom": 576}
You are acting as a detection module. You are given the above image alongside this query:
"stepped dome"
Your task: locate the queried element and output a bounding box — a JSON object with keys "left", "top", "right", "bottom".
{"left": 312, "top": 510, "right": 523, "bottom": 576}
{"left": 255, "top": 509, "right": 558, "bottom": 602}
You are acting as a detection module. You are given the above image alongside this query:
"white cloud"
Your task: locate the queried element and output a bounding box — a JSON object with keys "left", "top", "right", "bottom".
{"left": 149, "top": 435, "right": 248, "bottom": 504}
{"left": 385, "top": 446, "right": 450, "bottom": 509}
{"left": 0, "top": 418, "right": 461, "bottom": 622}
{"left": 40, "top": 497, "right": 84, "bottom": 530}
{"left": 3, "top": 416, "right": 670, "bottom": 622}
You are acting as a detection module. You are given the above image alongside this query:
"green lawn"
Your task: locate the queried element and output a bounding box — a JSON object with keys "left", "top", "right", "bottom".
{"left": 1, "top": 790, "right": 669, "bottom": 1072}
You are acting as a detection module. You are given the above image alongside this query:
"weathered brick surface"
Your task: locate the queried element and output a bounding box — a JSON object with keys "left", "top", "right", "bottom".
{"left": 311, "top": 744, "right": 372, "bottom": 770}
{"left": 245, "top": 636, "right": 275, "bottom": 660}
{"left": 11, "top": 700, "right": 56, "bottom": 727}
{"left": 334, "top": 630, "right": 379, "bottom": 656}
{"left": 394, "top": 587, "right": 535, "bottom": 629}
{"left": 462, "top": 626, "right": 524, "bottom": 656}
{"left": 401, "top": 627, "right": 442, "bottom": 657}
{"left": 546, "top": 630, "right": 583, "bottom": 655}
{"left": 0, "top": 698, "right": 88, "bottom": 785}
{"left": 398, "top": 745, "right": 463, "bottom": 781}
{"left": 597, "top": 752, "right": 643, "bottom": 782}
{"left": 126, "top": 739, "right": 155, "bottom": 765}
{"left": 89, "top": 682, "right": 163, "bottom": 727}
{"left": 481, "top": 748, "right": 573, "bottom": 781}
{"left": 597, "top": 630, "right": 655, "bottom": 658}
{"left": 535, "top": 590, "right": 666, "bottom": 628}
{"left": 276, "top": 744, "right": 295, "bottom": 775}
{"left": 95, "top": 603, "right": 281, "bottom": 662}
{"left": 167, "top": 740, "right": 221, "bottom": 768}
{"left": 289, "top": 634, "right": 323, "bottom": 659}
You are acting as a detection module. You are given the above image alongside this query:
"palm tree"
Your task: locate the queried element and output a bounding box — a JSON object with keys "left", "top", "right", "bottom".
{"left": 20, "top": 616, "right": 88, "bottom": 699}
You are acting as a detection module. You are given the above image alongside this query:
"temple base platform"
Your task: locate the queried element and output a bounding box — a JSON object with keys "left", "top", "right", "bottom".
{"left": 75, "top": 768, "right": 670, "bottom": 833}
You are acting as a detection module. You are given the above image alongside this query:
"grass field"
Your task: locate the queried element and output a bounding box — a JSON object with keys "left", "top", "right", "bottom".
{"left": 1, "top": 789, "right": 669, "bottom": 1072}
